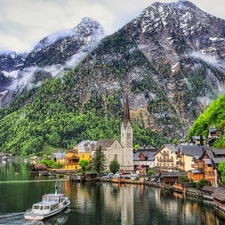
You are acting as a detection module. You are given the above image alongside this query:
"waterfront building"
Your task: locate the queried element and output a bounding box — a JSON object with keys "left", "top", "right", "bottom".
{"left": 64, "top": 147, "right": 80, "bottom": 170}
{"left": 53, "top": 150, "right": 65, "bottom": 164}
{"left": 154, "top": 144, "right": 179, "bottom": 172}
{"left": 133, "top": 145, "right": 157, "bottom": 174}
{"left": 177, "top": 145, "right": 205, "bottom": 171}
{"left": 76, "top": 140, "right": 97, "bottom": 167}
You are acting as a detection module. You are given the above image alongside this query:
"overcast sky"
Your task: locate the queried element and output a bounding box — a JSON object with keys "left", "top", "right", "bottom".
{"left": 0, "top": 0, "right": 224, "bottom": 53}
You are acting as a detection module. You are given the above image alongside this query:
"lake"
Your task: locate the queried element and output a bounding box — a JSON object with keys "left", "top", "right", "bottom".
{"left": 0, "top": 161, "right": 225, "bottom": 225}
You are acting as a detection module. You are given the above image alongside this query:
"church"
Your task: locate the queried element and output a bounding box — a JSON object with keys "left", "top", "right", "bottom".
{"left": 93, "top": 94, "right": 134, "bottom": 172}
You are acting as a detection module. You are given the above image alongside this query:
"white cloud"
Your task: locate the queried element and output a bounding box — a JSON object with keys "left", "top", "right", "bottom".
{"left": 190, "top": 52, "right": 219, "bottom": 65}
{"left": 0, "top": 0, "right": 224, "bottom": 52}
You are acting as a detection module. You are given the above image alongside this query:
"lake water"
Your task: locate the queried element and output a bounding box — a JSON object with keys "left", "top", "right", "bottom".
{"left": 0, "top": 161, "right": 225, "bottom": 225}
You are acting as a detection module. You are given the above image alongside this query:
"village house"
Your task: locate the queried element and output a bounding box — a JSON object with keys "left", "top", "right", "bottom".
{"left": 64, "top": 147, "right": 80, "bottom": 170}
{"left": 191, "top": 136, "right": 206, "bottom": 145}
{"left": 76, "top": 140, "right": 97, "bottom": 163}
{"left": 133, "top": 145, "right": 157, "bottom": 174}
{"left": 177, "top": 145, "right": 205, "bottom": 171}
{"left": 53, "top": 149, "right": 65, "bottom": 164}
{"left": 207, "top": 125, "right": 222, "bottom": 147}
{"left": 154, "top": 144, "right": 178, "bottom": 173}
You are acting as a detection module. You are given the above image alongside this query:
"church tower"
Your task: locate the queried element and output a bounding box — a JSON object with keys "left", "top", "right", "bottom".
{"left": 121, "top": 94, "right": 134, "bottom": 171}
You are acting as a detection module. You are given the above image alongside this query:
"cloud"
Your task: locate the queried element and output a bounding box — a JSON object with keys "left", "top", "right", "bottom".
{"left": 190, "top": 52, "right": 219, "bottom": 65}
{"left": 0, "top": 0, "right": 224, "bottom": 52}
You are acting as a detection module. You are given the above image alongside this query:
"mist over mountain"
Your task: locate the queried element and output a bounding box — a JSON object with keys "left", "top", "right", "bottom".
{"left": 0, "top": 1, "right": 225, "bottom": 155}
{"left": 0, "top": 17, "right": 106, "bottom": 106}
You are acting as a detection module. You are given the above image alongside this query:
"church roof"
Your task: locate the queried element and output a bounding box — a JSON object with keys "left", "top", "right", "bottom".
{"left": 122, "top": 94, "right": 131, "bottom": 128}
{"left": 93, "top": 139, "right": 118, "bottom": 151}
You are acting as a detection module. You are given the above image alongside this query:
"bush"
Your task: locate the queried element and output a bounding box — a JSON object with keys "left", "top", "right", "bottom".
{"left": 196, "top": 178, "right": 211, "bottom": 189}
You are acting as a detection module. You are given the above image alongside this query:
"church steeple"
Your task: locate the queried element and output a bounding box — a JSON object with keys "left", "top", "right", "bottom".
{"left": 120, "top": 93, "right": 133, "bottom": 171}
{"left": 123, "top": 93, "right": 131, "bottom": 128}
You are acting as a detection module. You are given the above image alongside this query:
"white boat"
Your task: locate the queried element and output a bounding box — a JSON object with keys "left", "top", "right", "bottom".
{"left": 24, "top": 185, "right": 70, "bottom": 221}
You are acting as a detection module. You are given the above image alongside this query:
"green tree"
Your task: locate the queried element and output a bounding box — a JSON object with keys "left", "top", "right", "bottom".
{"left": 147, "top": 169, "right": 154, "bottom": 177}
{"left": 110, "top": 159, "right": 120, "bottom": 174}
{"left": 218, "top": 161, "right": 225, "bottom": 184}
{"left": 78, "top": 159, "right": 90, "bottom": 173}
{"left": 196, "top": 178, "right": 211, "bottom": 189}
{"left": 90, "top": 146, "right": 106, "bottom": 173}
{"left": 178, "top": 176, "right": 189, "bottom": 184}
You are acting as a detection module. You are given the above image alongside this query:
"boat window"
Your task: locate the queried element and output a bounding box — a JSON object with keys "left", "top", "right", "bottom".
{"left": 33, "top": 205, "right": 39, "bottom": 210}
{"left": 44, "top": 206, "right": 50, "bottom": 210}
{"left": 54, "top": 198, "right": 59, "bottom": 202}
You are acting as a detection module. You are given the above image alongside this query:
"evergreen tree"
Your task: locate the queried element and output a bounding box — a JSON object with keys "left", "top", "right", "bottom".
{"left": 110, "top": 159, "right": 120, "bottom": 174}
{"left": 91, "top": 146, "right": 106, "bottom": 173}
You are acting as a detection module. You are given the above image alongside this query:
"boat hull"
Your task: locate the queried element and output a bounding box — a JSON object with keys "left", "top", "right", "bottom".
{"left": 24, "top": 202, "right": 70, "bottom": 221}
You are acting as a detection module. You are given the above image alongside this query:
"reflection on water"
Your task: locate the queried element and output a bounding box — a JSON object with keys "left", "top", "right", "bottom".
{"left": 1, "top": 162, "right": 225, "bottom": 225}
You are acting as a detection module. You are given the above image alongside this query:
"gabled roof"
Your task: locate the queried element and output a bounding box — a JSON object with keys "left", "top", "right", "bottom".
{"left": 180, "top": 145, "right": 204, "bottom": 157}
{"left": 204, "top": 149, "right": 215, "bottom": 159}
{"left": 76, "top": 140, "right": 97, "bottom": 152}
{"left": 154, "top": 144, "right": 178, "bottom": 156}
{"left": 133, "top": 149, "right": 157, "bottom": 161}
{"left": 211, "top": 187, "right": 225, "bottom": 201}
{"left": 93, "top": 139, "right": 118, "bottom": 151}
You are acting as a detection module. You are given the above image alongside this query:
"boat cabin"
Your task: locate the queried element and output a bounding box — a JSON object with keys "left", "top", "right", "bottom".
{"left": 32, "top": 194, "right": 66, "bottom": 214}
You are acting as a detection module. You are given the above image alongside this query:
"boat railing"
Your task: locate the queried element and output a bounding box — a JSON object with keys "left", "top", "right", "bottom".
{"left": 26, "top": 208, "right": 32, "bottom": 212}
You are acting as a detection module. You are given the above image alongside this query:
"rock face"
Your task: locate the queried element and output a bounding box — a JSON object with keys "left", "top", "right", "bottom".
{"left": 24, "top": 17, "right": 106, "bottom": 67}
{"left": 0, "top": 17, "right": 106, "bottom": 106}
{"left": 1, "top": 1, "right": 225, "bottom": 140}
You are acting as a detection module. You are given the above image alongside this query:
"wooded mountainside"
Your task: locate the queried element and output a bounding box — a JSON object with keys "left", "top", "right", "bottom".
{"left": 188, "top": 94, "right": 225, "bottom": 148}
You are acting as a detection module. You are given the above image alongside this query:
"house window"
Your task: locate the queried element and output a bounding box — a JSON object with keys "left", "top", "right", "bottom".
{"left": 82, "top": 155, "right": 84, "bottom": 158}
{"left": 114, "top": 154, "right": 117, "bottom": 160}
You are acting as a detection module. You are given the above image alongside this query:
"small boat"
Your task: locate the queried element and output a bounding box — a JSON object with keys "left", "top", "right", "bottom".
{"left": 24, "top": 185, "right": 70, "bottom": 221}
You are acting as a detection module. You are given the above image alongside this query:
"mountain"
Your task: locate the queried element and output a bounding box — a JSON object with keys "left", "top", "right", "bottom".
{"left": 0, "top": 17, "right": 106, "bottom": 106}
{"left": 0, "top": 51, "right": 27, "bottom": 106}
{"left": 1, "top": 1, "right": 225, "bottom": 155}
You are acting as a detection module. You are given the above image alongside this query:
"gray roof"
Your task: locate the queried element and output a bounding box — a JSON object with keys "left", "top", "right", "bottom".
{"left": 209, "top": 125, "right": 217, "bottom": 133}
{"left": 164, "top": 144, "right": 178, "bottom": 153}
{"left": 212, "top": 149, "right": 225, "bottom": 157}
{"left": 161, "top": 172, "right": 187, "bottom": 178}
{"left": 211, "top": 187, "right": 225, "bottom": 201}
{"left": 201, "top": 186, "right": 217, "bottom": 192}
{"left": 76, "top": 140, "right": 97, "bottom": 152}
{"left": 190, "top": 170, "right": 203, "bottom": 174}
{"left": 94, "top": 139, "right": 118, "bottom": 151}
{"left": 203, "top": 158, "right": 213, "bottom": 165}
{"left": 138, "top": 145, "right": 157, "bottom": 151}
{"left": 212, "top": 158, "right": 225, "bottom": 164}
{"left": 133, "top": 149, "right": 157, "bottom": 161}
{"left": 180, "top": 145, "right": 204, "bottom": 157}
{"left": 205, "top": 149, "right": 215, "bottom": 159}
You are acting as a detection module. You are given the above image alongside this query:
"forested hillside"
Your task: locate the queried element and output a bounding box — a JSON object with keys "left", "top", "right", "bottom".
{"left": 0, "top": 74, "right": 167, "bottom": 156}
{"left": 188, "top": 94, "right": 225, "bottom": 148}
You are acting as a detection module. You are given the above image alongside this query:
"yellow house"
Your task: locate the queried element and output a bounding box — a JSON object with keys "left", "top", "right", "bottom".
{"left": 76, "top": 140, "right": 97, "bottom": 169}
{"left": 64, "top": 147, "right": 80, "bottom": 170}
